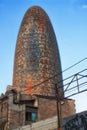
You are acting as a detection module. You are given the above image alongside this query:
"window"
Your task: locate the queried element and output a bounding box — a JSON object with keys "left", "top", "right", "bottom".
{"left": 25, "top": 107, "right": 38, "bottom": 123}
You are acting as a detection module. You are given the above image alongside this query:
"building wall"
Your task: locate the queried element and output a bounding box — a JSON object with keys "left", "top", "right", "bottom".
{"left": 0, "top": 92, "right": 75, "bottom": 130}
{"left": 38, "top": 98, "right": 57, "bottom": 120}
{"left": 7, "top": 93, "right": 75, "bottom": 129}
{"left": 61, "top": 99, "right": 76, "bottom": 118}
{"left": 38, "top": 98, "right": 75, "bottom": 121}
{"left": 7, "top": 93, "right": 25, "bottom": 130}
{"left": 0, "top": 92, "right": 26, "bottom": 130}
{"left": 0, "top": 96, "right": 8, "bottom": 129}
{"left": 13, "top": 111, "right": 87, "bottom": 130}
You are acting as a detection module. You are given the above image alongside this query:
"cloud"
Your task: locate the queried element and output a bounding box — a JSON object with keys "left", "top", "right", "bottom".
{"left": 82, "top": 5, "right": 87, "bottom": 9}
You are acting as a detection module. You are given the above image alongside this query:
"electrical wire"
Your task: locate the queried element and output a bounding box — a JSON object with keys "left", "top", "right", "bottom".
{"left": 21, "top": 57, "right": 87, "bottom": 93}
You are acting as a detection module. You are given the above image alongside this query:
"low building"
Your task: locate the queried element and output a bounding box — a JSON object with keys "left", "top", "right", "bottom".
{"left": 0, "top": 89, "right": 75, "bottom": 130}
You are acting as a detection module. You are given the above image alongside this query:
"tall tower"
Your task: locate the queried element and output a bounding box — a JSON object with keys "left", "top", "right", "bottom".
{"left": 0, "top": 6, "right": 75, "bottom": 130}
{"left": 13, "top": 6, "right": 63, "bottom": 96}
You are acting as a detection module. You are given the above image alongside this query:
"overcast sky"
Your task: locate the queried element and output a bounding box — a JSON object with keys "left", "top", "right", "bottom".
{"left": 0, "top": 0, "right": 87, "bottom": 113}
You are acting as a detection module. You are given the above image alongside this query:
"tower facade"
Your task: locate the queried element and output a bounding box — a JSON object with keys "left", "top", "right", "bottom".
{"left": 13, "top": 6, "right": 63, "bottom": 96}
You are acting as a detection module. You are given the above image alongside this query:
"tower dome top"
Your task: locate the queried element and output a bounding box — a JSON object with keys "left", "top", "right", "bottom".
{"left": 13, "top": 6, "right": 63, "bottom": 96}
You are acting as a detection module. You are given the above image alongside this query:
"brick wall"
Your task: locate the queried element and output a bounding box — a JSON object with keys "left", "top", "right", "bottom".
{"left": 38, "top": 98, "right": 57, "bottom": 120}
{"left": 38, "top": 98, "right": 75, "bottom": 121}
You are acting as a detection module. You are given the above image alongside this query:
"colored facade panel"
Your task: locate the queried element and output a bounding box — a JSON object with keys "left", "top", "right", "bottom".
{"left": 13, "top": 6, "right": 63, "bottom": 96}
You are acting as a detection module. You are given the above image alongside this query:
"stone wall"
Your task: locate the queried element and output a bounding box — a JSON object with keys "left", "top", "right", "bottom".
{"left": 7, "top": 93, "right": 25, "bottom": 130}
{"left": 0, "top": 95, "right": 8, "bottom": 128}
{"left": 13, "top": 116, "right": 57, "bottom": 130}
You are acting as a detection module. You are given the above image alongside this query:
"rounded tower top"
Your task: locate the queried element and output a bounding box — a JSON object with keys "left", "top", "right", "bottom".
{"left": 13, "top": 6, "right": 63, "bottom": 96}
